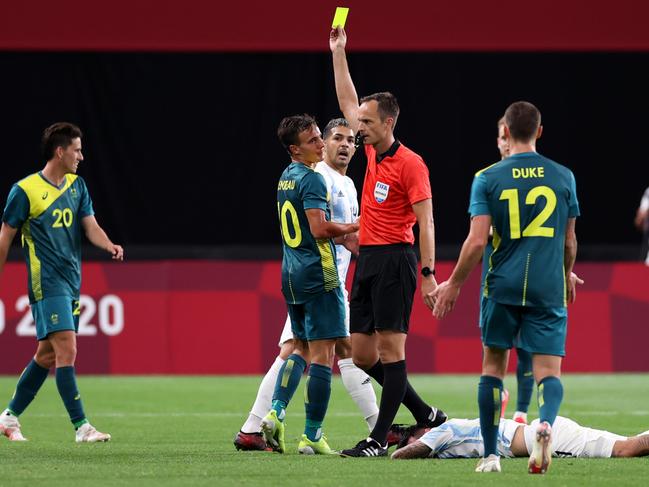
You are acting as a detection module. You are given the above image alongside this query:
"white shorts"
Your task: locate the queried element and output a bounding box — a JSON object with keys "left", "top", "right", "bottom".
{"left": 524, "top": 417, "right": 626, "bottom": 458}
{"left": 278, "top": 287, "right": 350, "bottom": 346}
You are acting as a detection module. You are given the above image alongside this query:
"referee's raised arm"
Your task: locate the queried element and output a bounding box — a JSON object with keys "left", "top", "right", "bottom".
{"left": 330, "top": 27, "right": 360, "bottom": 133}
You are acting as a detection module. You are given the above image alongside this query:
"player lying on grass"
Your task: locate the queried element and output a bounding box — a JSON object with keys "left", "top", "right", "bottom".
{"left": 391, "top": 416, "right": 649, "bottom": 463}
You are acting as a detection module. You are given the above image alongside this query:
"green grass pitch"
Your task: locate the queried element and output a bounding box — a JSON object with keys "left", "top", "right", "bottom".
{"left": 1, "top": 374, "right": 648, "bottom": 486}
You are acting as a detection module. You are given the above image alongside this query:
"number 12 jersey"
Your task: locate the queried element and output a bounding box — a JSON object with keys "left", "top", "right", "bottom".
{"left": 469, "top": 152, "right": 579, "bottom": 308}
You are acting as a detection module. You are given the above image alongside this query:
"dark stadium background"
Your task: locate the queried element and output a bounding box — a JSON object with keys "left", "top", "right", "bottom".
{"left": 0, "top": 1, "right": 648, "bottom": 374}
{"left": 1, "top": 51, "right": 648, "bottom": 259}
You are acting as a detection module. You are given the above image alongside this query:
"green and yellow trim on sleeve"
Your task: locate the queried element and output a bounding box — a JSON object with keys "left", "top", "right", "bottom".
{"left": 17, "top": 173, "right": 78, "bottom": 219}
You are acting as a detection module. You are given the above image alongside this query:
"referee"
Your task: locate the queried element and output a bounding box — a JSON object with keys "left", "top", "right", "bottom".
{"left": 330, "top": 27, "right": 446, "bottom": 457}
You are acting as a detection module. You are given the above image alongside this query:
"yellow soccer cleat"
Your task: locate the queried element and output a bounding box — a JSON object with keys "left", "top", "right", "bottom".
{"left": 298, "top": 434, "right": 336, "bottom": 455}
{"left": 261, "top": 410, "right": 285, "bottom": 453}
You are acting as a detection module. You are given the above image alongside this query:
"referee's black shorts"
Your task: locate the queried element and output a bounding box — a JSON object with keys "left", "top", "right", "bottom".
{"left": 349, "top": 243, "right": 417, "bottom": 334}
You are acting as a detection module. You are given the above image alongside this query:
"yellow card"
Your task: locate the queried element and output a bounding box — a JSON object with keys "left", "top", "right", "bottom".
{"left": 332, "top": 7, "right": 349, "bottom": 28}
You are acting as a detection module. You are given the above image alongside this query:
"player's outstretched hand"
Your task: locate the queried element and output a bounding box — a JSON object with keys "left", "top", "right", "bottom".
{"left": 432, "top": 281, "right": 460, "bottom": 319}
{"left": 329, "top": 27, "right": 347, "bottom": 52}
{"left": 421, "top": 276, "right": 438, "bottom": 311}
{"left": 108, "top": 244, "right": 124, "bottom": 261}
{"left": 342, "top": 231, "right": 360, "bottom": 256}
{"left": 567, "top": 271, "right": 584, "bottom": 304}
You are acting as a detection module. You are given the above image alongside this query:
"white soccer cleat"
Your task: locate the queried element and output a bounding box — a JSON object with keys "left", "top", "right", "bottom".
{"left": 528, "top": 421, "right": 552, "bottom": 474}
{"left": 475, "top": 454, "right": 501, "bottom": 472}
{"left": 75, "top": 423, "right": 111, "bottom": 443}
{"left": 0, "top": 412, "right": 27, "bottom": 441}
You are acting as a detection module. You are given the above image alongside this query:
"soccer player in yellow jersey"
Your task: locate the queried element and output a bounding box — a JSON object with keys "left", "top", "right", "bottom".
{"left": 0, "top": 123, "right": 123, "bottom": 442}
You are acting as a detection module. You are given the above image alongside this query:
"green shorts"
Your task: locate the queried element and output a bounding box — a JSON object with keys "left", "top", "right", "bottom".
{"left": 31, "top": 296, "right": 80, "bottom": 341}
{"left": 480, "top": 298, "right": 567, "bottom": 356}
{"left": 287, "top": 286, "right": 346, "bottom": 342}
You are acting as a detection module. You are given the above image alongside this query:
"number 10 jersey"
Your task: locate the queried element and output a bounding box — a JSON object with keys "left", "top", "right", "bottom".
{"left": 277, "top": 162, "right": 339, "bottom": 305}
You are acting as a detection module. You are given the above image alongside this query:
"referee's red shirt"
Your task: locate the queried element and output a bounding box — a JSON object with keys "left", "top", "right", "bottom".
{"left": 359, "top": 141, "right": 432, "bottom": 245}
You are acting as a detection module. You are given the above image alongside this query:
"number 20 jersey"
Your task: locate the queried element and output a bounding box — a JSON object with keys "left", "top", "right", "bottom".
{"left": 469, "top": 152, "right": 579, "bottom": 308}
{"left": 2, "top": 172, "right": 94, "bottom": 303}
{"left": 277, "top": 162, "right": 340, "bottom": 305}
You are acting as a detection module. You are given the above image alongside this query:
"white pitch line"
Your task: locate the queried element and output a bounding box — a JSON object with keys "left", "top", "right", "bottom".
{"left": 23, "top": 410, "right": 649, "bottom": 419}
{"left": 24, "top": 412, "right": 366, "bottom": 418}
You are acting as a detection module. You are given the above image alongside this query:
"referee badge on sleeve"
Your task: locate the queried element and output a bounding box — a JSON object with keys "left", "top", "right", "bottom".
{"left": 374, "top": 181, "right": 390, "bottom": 203}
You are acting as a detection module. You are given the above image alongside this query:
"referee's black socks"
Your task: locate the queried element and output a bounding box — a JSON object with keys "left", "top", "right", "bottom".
{"left": 369, "top": 360, "right": 408, "bottom": 445}
{"left": 365, "top": 359, "right": 435, "bottom": 425}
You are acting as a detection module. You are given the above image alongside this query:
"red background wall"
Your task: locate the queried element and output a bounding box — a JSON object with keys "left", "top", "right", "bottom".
{"left": 0, "top": 261, "right": 647, "bottom": 374}
{"left": 3, "top": 0, "right": 649, "bottom": 52}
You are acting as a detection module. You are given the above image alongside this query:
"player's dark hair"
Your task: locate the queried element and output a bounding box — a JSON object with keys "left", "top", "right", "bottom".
{"left": 322, "top": 118, "right": 350, "bottom": 140}
{"left": 504, "top": 101, "right": 541, "bottom": 142}
{"left": 42, "top": 122, "right": 82, "bottom": 160}
{"left": 360, "top": 92, "right": 400, "bottom": 127}
{"left": 277, "top": 114, "right": 318, "bottom": 154}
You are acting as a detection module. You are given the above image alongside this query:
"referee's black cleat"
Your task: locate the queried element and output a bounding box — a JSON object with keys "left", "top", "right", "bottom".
{"left": 421, "top": 407, "right": 448, "bottom": 429}
{"left": 340, "top": 438, "right": 388, "bottom": 457}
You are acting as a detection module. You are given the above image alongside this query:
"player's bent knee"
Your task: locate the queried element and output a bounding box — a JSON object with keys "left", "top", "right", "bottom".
{"left": 311, "top": 346, "right": 335, "bottom": 366}
{"left": 481, "top": 364, "right": 507, "bottom": 379}
{"left": 308, "top": 339, "right": 336, "bottom": 365}
{"left": 292, "top": 339, "right": 309, "bottom": 355}
{"left": 336, "top": 348, "right": 352, "bottom": 360}
{"left": 56, "top": 357, "right": 77, "bottom": 367}
{"left": 335, "top": 338, "right": 352, "bottom": 359}
{"left": 278, "top": 340, "right": 295, "bottom": 360}
{"left": 350, "top": 348, "right": 378, "bottom": 370}
{"left": 378, "top": 349, "right": 404, "bottom": 363}
{"left": 35, "top": 353, "right": 55, "bottom": 369}
{"left": 376, "top": 337, "right": 406, "bottom": 363}
{"left": 351, "top": 356, "right": 375, "bottom": 371}
{"left": 55, "top": 348, "right": 77, "bottom": 366}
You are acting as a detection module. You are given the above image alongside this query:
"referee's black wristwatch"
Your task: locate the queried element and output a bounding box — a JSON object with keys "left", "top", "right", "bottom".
{"left": 421, "top": 266, "right": 435, "bottom": 278}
